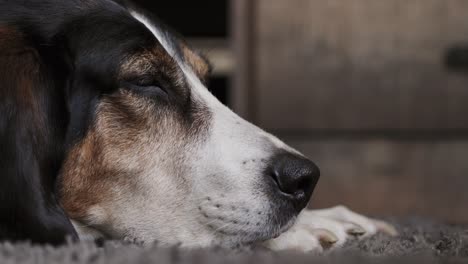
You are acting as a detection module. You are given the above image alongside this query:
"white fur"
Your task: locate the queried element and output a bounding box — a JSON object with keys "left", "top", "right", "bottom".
{"left": 264, "top": 206, "right": 396, "bottom": 252}
{"left": 70, "top": 10, "right": 395, "bottom": 252}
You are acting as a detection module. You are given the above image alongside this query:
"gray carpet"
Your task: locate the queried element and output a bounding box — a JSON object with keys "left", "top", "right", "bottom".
{"left": 1, "top": 218, "right": 467, "bottom": 264}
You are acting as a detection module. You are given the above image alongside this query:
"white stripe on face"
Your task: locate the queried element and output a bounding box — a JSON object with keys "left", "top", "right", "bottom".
{"left": 130, "top": 11, "right": 178, "bottom": 59}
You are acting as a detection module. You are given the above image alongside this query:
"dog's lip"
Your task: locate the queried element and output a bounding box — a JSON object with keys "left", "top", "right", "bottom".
{"left": 255, "top": 215, "right": 297, "bottom": 243}
{"left": 277, "top": 215, "right": 297, "bottom": 235}
{"left": 197, "top": 193, "right": 300, "bottom": 245}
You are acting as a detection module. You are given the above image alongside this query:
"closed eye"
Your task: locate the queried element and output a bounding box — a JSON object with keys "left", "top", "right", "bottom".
{"left": 124, "top": 82, "right": 169, "bottom": 99}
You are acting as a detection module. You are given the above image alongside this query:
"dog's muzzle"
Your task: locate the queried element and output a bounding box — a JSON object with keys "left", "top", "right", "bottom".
{"left": 267, "top": 152, "right": 320, "bottom": 212}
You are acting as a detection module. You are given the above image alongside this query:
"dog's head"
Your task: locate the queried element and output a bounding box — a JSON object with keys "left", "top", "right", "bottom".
{"left": 0, "top": 0, "right": 319, "bottom": 247}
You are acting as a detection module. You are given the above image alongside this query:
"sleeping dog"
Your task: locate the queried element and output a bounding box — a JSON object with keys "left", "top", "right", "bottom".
{"left": 0, "top": 0, "right": 396, "bottom": 252}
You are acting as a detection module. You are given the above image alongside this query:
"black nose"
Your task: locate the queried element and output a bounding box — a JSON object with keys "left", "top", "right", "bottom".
{"left": 269, "top": 152, "right": 320, "bottom": 210}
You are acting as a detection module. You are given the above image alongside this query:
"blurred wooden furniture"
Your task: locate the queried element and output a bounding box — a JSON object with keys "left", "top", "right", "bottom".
{"left": 232, "top": 0, "right": 468, "bottom": 223}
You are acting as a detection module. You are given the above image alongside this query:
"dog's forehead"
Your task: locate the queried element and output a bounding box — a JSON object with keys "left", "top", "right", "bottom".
{"left": 129, "top": 11, "right": 211, "bottom": 84}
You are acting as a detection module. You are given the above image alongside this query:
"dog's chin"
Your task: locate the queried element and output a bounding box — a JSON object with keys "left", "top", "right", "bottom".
{"left": 194, "top": 198, "right": 300, "bottom": 248}
{"left": 189, "top": 187, "right": 304, "bottom": 247}
{"left": 73, "top": 211, "right": 298, "bottom": 249}
{"left": 208, "top": 215, "right": 298, "bottom": 249}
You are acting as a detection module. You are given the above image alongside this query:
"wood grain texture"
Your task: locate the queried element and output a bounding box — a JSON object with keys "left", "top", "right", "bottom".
{"left": 230, "top": 0, "right": 254, "bottom": 119}
{"left": 255, "top": 0, "right": 468, "bottom": 130}
{"left": 286, "top": 139, "right": 468, "bottom": 223}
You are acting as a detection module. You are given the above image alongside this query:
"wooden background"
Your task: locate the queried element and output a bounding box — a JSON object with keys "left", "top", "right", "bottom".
{"left": 232, "top": 0, "right": 468, "bottom": 223}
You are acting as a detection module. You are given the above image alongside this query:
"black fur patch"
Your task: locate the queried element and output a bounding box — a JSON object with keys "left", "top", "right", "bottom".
{"left": 0, "top": 0, "right": 211, "bottom": 244}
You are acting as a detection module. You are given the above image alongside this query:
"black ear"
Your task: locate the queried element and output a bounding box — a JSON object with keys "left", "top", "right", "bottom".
{"left": 0, "top": 26, "right": 77, "bottom": 244}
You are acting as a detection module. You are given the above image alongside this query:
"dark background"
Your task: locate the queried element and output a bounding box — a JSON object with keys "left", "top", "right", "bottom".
{"left": 133, "top": 0, "right": 468, "bottom": 224}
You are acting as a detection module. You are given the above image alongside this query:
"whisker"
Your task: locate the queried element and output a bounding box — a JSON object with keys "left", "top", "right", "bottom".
{"left": 214, "top": 222, "right": 232, "bottom": 233}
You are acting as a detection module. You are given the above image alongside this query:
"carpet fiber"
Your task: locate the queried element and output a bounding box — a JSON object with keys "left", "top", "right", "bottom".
{"left": 1, "top": 218, "right": 467, "bottom": 264}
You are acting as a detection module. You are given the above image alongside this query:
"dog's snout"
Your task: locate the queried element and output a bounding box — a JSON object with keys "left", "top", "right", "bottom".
{"left": 269, "top": 153, "right": 320, "bottom": 210}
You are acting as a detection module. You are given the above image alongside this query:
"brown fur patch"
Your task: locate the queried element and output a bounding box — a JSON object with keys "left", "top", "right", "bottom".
{"left": 119, "top": 46, "right": 182, "bottom": 84}
{"left": 180, "top": 43, "right": 211, "bottom": 83}
{"left": 0, "top": 27, "right": 33, "bottom": 104}
{"left": 0, "top": 26, "right": 26, "bottom": 50}
{"left": 60, "top": 89, "right": 169, "bottom": 222}
{"left": 60, "top": 102, "right": 141, "bottom": 221}
{"left": 60, "top": 129, "right": 105, "bottom": 220}
{"left": 0, "top": 26, "right": 46, "bottom": 133}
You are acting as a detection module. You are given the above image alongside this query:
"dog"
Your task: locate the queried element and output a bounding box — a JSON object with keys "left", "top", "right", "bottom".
{"left": 0, "top": 0, "right": 396, "bottom": 252}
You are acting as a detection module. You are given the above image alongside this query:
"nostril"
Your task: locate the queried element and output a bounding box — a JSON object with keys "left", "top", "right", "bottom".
{"left": 296, "top": 176, "right": 312, "bottom": 196}
{"left": 269, "top": 168, "right": 282, "bottom": 191}
{"left": 270, "top": 167, "right": 306, "bottom": 196}
{"left": 268, "top": 170, "right": 280, "bottom": 188}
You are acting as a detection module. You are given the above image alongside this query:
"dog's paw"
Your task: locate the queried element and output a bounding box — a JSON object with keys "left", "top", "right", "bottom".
{"left": 263, "top": 205, "right": 397, "bottom": 253}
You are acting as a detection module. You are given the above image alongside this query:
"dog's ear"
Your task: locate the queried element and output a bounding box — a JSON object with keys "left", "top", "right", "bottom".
{"left": 0, "top": 26, "right": 77, "bottom": 244}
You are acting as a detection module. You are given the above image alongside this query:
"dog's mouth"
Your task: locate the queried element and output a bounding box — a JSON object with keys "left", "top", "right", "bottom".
{"left": 196, "top": 193, "right": 301, "bottom": 246}
{"left": 192, "top": 151, "right": 320, "bottom": 247}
